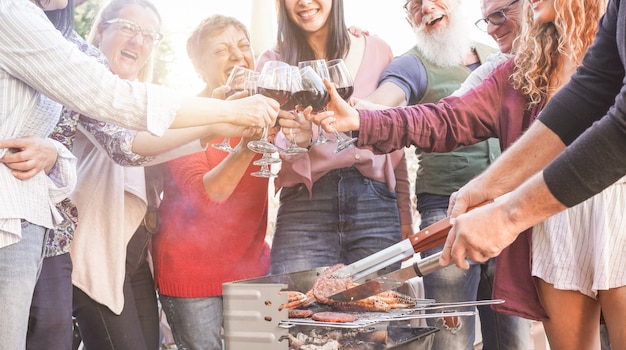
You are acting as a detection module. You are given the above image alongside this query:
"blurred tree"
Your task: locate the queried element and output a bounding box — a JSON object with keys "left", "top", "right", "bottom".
{"left": 73, "top": 0, "right": 174, "bottom": 86}
{"left": 73, "top": 0, "right": 100, "bottom": 39}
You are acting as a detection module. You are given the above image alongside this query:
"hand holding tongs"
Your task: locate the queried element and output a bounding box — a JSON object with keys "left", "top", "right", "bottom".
{"left": 329, "top": 202, "right": 490, "bottom": 301}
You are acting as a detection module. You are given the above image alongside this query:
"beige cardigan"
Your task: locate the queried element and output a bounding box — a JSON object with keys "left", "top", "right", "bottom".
{"left": 70, "top": 126, "right": 203, "bottom": 314}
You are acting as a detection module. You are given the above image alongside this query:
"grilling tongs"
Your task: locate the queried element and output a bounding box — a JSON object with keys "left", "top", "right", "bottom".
{"left": 329, "top": 202, "right": 488, "bottom": 302}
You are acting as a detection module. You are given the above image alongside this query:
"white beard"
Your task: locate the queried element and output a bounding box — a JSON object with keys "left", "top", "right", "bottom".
{"left": 412, "top": 9, "right": 474, "bottom": 68}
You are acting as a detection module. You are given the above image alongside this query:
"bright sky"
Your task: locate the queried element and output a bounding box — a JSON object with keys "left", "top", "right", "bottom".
{"left": 151, "top": 0, "right": 492, "bottom": 93}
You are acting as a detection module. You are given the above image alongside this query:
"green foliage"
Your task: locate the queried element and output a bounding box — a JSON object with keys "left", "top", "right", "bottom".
{"left": 73, "top": 0, "right": 174, "bottom": 86}
{"left": 73, "top": 0, "right": 100, "bottom": 39}
{"left": 152, "top": 39, "right": 175, "bottom": 86}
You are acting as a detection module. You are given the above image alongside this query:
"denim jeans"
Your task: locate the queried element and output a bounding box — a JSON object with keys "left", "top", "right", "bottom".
{"left": 419, "top": 208, "right": 532, "bottom": 350}
{"left": 159, "top": 295, "right": 223, "bottom": 350}
{"left": 270, "top": 168, "right": 402, "bottom": 275}
{"left": 0, "top": 221, "right": 45, "bottom": 350}
{"left": 27, "top": 253, "right": 73, "bottom": 350}
{"left": 73, "top": 227, "right": 159, "bottom": 350}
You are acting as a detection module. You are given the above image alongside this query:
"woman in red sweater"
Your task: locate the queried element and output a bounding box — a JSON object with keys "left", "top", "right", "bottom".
{"left": 151, "top": 15, "right": 272, "bottom": 350}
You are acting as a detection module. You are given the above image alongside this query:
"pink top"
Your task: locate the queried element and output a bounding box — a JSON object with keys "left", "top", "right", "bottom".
{"left": 256, "top": 34, "right": 412, "bottom": 226}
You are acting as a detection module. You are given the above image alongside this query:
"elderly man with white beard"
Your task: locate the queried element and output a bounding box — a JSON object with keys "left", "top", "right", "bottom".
{"left": 364, "top": 0, "right": 530, "bottom": 349}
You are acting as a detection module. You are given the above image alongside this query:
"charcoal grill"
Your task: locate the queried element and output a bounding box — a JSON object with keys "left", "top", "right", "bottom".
{"left": 222, "top": 267, "right": 479, "bottom": 349}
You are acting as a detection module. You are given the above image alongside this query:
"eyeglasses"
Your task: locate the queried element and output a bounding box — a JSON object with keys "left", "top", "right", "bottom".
{"left": 102, "top": 18, "right": 163, "bottom": 45}
{"left": 404, "top": 0, "right": 438, "bottom": 15}
{"left": 474, "top": 0, "right": 520, "bottom": 32}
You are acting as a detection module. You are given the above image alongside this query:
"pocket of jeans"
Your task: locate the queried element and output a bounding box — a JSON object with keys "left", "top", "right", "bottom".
{"left": 367, "top": 178, "right": 397, "bottom": 201}
{"left": 279, "top": 184, "right": 306, "bottom": 202}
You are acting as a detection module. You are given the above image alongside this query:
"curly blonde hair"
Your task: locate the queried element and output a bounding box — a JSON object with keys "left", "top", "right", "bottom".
{"left": 510, "top": 0, "right": 606, "bottom": 110}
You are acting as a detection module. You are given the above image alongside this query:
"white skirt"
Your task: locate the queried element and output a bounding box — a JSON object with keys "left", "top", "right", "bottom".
{"left": 532, "top": 176, "right": 626, "bottom": 299}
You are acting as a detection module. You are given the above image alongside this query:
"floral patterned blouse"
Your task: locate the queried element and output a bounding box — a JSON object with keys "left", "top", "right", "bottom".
{"left": 44, "top": 32, "right": 154, "bottom": 257}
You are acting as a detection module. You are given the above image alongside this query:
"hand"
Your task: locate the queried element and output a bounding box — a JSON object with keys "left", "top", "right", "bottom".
{"left": 304, "top": 79, "right": 360, "bottom": 133}
{"left": 400, "top": 224, "right": 413, "bottom": 241}
{"left": 441, "top": 180, "right": 495, "bottom": 268}
{"left": 230, "top": 94, "right": 279, "bottom": 129}
{"left": 441, "top": 201, "right": 522, "bottom": 269}
{"left": 211, "top": 85, "right": 249, "bottom": 101}
{"left": 279, "top": 110, "right": 312, "bottom": 147}
{"left": 210, "top": 85, "right": 230, "bottom": 100}
{"left": 0, "top": 136, "right": 58, "bottom": 180}
{"left": 447, "top": 177, "right": 492, "bottom": 218}
{"left": 348, "top": 25, "right": 370, "bottom": 37}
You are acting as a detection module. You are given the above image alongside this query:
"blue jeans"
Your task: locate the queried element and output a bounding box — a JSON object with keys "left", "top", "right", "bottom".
{"left": 159, "top": 295, "right": 223, "bottom": 350}
{"left": 27, "top": 253, "right": 73, "bottom": 350}
{"left": 270, "top": 168, "right": 402, "bottom": 274}
{"left": 0, "top": 221, "right": 45, "bottom": 350}
{"left": 73, "top": 227, "right": 159, "bottom": 350}
{"left": 419, "top": 208, "right": 532, "bottom": 350}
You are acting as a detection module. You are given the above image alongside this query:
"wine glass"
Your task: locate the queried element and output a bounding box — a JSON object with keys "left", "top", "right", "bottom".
{"left": 292, "top": 66, "right": 329, "bottom": 115}
{"left": 246, "top": 66, "right": 286, "bottom": 177}
{"left": 212, "top": 66, "right": 258, "bottom": 153}
{"left": 327, "top": 59, "right": 357, "bottom": 152}
{"left": 297, "top": 59, "right": 333, "bottom": 146}
{"left": 247, "top": 66, "right": 288, "bottom": 154}
{"left": 280, "top": 66, "right": 309, "bottom": 155}
{"left": 245, "top": 79, "right": 279, "bottom": 178}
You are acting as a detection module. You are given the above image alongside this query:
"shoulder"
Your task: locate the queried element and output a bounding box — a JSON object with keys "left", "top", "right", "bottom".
{"left": 472, "top": 41, "right": 499, "bottom": 62}
{"left": 362, "top": 34, "right": 392, "bottom": 52}
{"left": 385, "top": 53, "right": 424, "bottom": 73}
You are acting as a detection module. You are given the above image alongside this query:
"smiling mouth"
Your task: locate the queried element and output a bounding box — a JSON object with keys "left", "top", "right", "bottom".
{"left": 298, "top": 8, "right": 319, "bottom": 19}
{"left": 496, "top": 31, "right": 510, "bottom": 40}
{"left": 121, "top": 50, "right": 138, "bottom": 60}
{"left": 426, "top": 15, "right": 444, "bottom": 26}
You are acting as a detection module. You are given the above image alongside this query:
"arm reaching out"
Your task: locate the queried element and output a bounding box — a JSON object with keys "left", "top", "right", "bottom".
{"left": 441, "top": 121, "right": 567, "bottom": 268}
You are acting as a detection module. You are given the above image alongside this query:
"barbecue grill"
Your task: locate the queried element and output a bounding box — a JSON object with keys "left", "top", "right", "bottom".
{"left": 222, "top": 267, "right": 482, "bottom": 350}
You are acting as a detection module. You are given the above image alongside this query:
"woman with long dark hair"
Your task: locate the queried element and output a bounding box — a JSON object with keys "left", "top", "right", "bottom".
{"left": 258, "top": 0, "right": 412, "bottom": 281}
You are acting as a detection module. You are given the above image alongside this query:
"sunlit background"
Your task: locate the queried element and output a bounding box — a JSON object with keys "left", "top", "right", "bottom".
{"left": 148, "top": 0, "right": 492, "bottom": 94}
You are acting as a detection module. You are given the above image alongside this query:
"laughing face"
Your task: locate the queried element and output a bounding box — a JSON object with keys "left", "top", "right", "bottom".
{"left": 481, "top": 0, "right": 522, "bottom": 53}
{"left": 199, "top": 25, "right": 255, "bottom": 90}
{"left": 405, "top": 0, "right": 459, "bottom": 34}
{"left": 97, "top": 4, "right": 161, "bottom": 81}
{"left": 284, "top": 0, "right": 333, "bottom": 34}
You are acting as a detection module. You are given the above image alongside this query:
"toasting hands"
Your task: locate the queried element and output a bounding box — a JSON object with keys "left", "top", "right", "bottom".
{"left": 303, "top": 79, "right": 361, "bottom": 134}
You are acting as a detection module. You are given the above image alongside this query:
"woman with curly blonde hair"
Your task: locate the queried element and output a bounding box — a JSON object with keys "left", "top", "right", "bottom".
{"left": 307, "top": 0, "right": 612, "bottom": 348}
{"left": 510, "top": 0, "right": 606, "bottom": 109}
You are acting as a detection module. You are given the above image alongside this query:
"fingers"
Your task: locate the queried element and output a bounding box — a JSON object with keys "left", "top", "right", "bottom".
{"left": 261, "top": 95, "right": 280, "bottom": 126}
{"left": 448, "top": 190, "right": 470, "bottom": 218}
{"left": 1, "top": 152, "right": 41, "bottom": 180}
{"left": 226, "top": 90, "right": 248, "bottom": 101}
{"left": 10, "top": 168, "right": 39, "bottom": 180}
{"left": 440, "top": 226, "right": 456, "bottom": 267}
{"left": 323, "top": 78, "right": 340, "bottom": 102}
{"left": 237, "top": 95, "right": 279, "bottom": 128}
{"left": 211, "top": 85, "right": 230, "bottom": 99}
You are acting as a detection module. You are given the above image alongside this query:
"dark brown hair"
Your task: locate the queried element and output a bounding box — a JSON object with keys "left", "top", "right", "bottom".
{"left": 275, "top": 0, "right": 350, "bottom": 65}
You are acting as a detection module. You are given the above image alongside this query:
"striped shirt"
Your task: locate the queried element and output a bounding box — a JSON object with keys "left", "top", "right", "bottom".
{"left": 0, "top": 0, "right": 182, "bottom": 248}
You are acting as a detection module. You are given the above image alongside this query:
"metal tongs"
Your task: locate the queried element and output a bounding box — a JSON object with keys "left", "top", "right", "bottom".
{"left": 328, "top": 202, "right": 490, "bottom": 301}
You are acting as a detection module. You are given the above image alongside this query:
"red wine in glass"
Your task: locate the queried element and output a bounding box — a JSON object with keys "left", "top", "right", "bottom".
{"left": 336, "top": 86, "right": 354, "bottom": 101}
{"left": 257, "top": 87, "right": 291, "bottom": 108}
{"left": 293, "top": 88, "right": 329, "bottom": 114}
{"left": 327, "top": 59, "right": 357, "bottom": 152}
{"left": 281, "top": 94, "right": 299, "bottom": 111}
